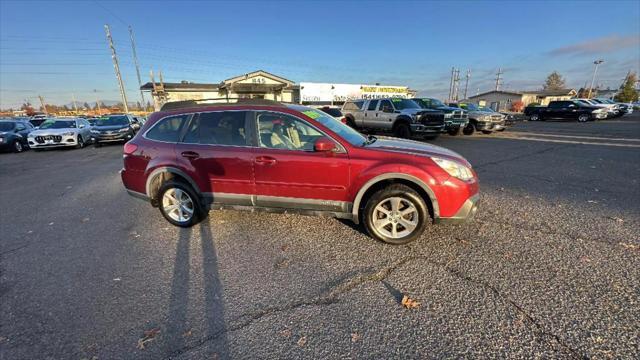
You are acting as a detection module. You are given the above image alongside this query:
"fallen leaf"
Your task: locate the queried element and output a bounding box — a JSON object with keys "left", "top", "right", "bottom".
{"left": 281, "top": 244, "right": 288, "bottom": 252}
{"left": 297, "top": 336, "right": 307, "bottom": 347}
{"left": 580, "top": 256, "right": 591, "bottom": 263}
{"left": 351, "top": 332, "right": 361, "bottom": 342}
{"left": 620, "top": 243, "right": 638, "bottom": 250}
{"left": 137, "top": 328, "right": 160, "bottom": 350}
{"left": 113, "top": 278, "right": 121, "bottom": 281}
{"left": 608, "top": 217, "right": 624, "bottom": 223}
{"left": 587, "top": 200, "right": 598, "bottom": 204}
{"left": 401, "top": 295, "right": 421, "bottom": 309}
{"left": 274, "top": 258, "right": 289, "bottom": 269}
{"left": 279, "top": 328, "right": 292, "bottom": 338}
{"left": 182, "top": 330, "right": 192, "bottom": 337}
{"left": 48, "top": 222, "right": 54, "bottom": 226}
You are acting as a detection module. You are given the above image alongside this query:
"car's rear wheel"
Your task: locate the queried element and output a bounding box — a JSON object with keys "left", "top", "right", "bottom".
{"left": 76, "top": 135, "right": 85, "bottom": 149}
{"left": 394, "top": 123, "right": 411, "bottom": 138}
{"left": 363, "top": 184, "right": 429, "bottom": 245}
{"left": 13, "top": 140, "right": 24, "bottom": 153}
{"left": 158, "top": 181, "right": 205, "bottom": 227}
{"left": 530, "top": 113, "right": 539, "bottom": 121}
{"left": 447, "top": 127, "right": 461, "bottom": 136}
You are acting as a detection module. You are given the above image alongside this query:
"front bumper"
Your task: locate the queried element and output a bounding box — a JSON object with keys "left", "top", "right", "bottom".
{"left": 28, "top": 135, "right": 78, "bottom": 148}
{"left": 475, "top": 121, "right": 494, "bottom": 131}
{"left": 411, "top": 123, "right": 444, "bottom": 133}
{"left": 436, "top": 194, "right": 479, "bottom": 224}
{"left": 443, "top": 118, "right": 469, "bottom": 132}
{"left": 93, "top": 131, "right": 132, "bottom": 143}
{"left": 593, "top": 112, "right": 608, "bottom": 119}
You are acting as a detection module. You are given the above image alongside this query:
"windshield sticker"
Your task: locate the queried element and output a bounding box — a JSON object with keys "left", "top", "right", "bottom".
{"left": 391, "top": 98, "right": 402, "bottom": 102}
{"left": 302, "top": 110, "right": 321, "bottom": 119}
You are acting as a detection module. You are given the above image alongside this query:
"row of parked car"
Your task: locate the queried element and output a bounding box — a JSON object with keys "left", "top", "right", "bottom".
{"left": 523, "top": 98, "right": 634, "bottom": 122}
{"left": 0, "top": 114, "right": 145, "bottom": 153}
{"left": 319, "top": 97, "right": 515, "bottom": 141}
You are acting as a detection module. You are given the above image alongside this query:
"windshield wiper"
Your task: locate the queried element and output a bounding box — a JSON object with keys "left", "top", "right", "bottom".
{"left": 363, "top": 135, "right": 377, "bottom": 146}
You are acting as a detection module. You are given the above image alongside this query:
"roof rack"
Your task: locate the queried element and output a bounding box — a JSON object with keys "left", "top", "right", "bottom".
{"left": 160, "top": 98, "right": 288, "bottom": 111}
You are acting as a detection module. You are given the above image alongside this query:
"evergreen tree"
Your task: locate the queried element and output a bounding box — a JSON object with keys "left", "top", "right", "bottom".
{"left": 614, "top": 72, "right": 639, "bottom": 103}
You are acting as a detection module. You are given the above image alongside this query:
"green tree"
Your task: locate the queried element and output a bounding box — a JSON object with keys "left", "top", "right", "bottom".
{"left": 543, "top": 71, "right": 566, "bottom": 90}
{"left": 614, "top": 72, "right": 639, "bottom": 103}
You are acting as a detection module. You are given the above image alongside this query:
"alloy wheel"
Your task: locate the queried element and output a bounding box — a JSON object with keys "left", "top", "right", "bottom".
{"left": 372, "top": 197, "right": 419, "bottom": 239}
{"left": 14, "top": 141, "right": 23, "bottom": 152}
{"left": 162, "top": 188, "right": 195, "bottom": 223}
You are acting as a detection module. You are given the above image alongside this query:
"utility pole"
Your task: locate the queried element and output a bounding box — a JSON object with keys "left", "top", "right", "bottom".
{"left": 38, "top": 95, "right": 48, "bottom": 114}
{"left": 104, "top": 24, "right": 129, "bottom": 113}
{"left": 453, "top": 69, "right": 461, "bottom": 101}
{"left": 587, "top": 60, "right": 604, "bottom": 99}
{"left": 448, "top": 67, "right": 455, "bottom": 102}
{"left": 128, "top": 25, "right": 145, "bottom": 106}
{"left": 463, "top": 69, "right": 471, "bottom": 100}
{"left": 495, "top": 68, "right": 503, "bottom": 91}
{"left": 71, "top": 94, "right": 79, "bottom": 114}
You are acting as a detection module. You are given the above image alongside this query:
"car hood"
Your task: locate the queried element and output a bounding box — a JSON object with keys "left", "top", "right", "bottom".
{"left": 29, "top": 128, "right": 78, "bottom": 135}
{"left": 93, "top": 125, "right": 129, "bottom": 131}
{"left": 366, "top": 136, "right": 471, "bottom": 166}
{"left": 436, "top": 105, "right": 464, "bottom": 113}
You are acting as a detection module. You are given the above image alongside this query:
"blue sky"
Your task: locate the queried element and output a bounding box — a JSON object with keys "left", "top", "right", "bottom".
{"left": 1, "top": 0, "right": 639, "bottom": 108}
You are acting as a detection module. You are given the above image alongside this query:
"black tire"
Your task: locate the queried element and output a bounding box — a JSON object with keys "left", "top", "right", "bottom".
{"left": 363, "top": 184, "right": 429, "bottom": 245}
{"left": 158, "top": 180, "right": 206, "bottom": 227}
{"left": 481, "top": 130, "right": 493, "bottom": 134}
{"left": 346, "top": 117, "right": 357, "bottom": 129}
{"left": 13, "top": 140, "right": 24, "bottom": 153}
{"left": 394, "top": 122, "right": 411, "bottom": 138}
{"left": 76, "top": 135, "right": 85, "bottom": 149}
{"left": 447, "top": 127, "right": 461, "bottom": 136}
{"left": 462, "top": 123, "right": 475, "bottom": 135}
{"left": 577, "top": 113, "right": 590, "bottom": 122}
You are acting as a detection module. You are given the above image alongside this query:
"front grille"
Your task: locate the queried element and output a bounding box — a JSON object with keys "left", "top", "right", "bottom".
{"left": 490, "top": 115, "right": 502, "bottom": 121}
{"left": 35, "top": 135, "right": 62, "bottom": 143}
{"left": 451, "top": 110, "right": 468, "bottom": 119}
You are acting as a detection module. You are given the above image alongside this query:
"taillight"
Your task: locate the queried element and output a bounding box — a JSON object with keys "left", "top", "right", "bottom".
{"left": 340, "top": 117, "right": 348, "bottom": 124}
{"left": 123, "top": 142, "right": 138, "bottom": 155}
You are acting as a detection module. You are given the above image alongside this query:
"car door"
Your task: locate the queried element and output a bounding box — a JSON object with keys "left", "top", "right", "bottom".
{"left": 14, "top": 122, "right": 28, "bottom": 144}
{"left": 363, "top": 99, "right": 379, "bottom": 128}
{"left": 174, "top": 111, "right": 255, "bottom": 205}
{"left": 252, "top": 111, "right": 350, "bottom": 212}
{"left": 378, "top": 99, "right": 395, "bottom": 130}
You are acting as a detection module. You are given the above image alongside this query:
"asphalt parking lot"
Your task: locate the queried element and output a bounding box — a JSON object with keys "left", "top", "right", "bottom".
{"left": 1, "top": 116, "right": 639, "bottom": 359}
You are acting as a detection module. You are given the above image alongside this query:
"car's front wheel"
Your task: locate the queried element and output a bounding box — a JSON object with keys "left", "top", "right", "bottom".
{"left": 530, "top": 113, "right": 540, "bottom": 121}
{"left": 394, "top": 123, "right": 411, "bottom": 139}
{"left": 76, "top": 135, "right": 85, "bottom": 149}
{"left": 13, "top": 140, "right": 24, "bottom": 153}
{"left": 447, "top": 127, "right": 461, "bottom": 136}
{"left": 462, "top": 123, "right": 475, "bottom": 135}
{"left": 578, "top": 114, "right": 590, "bottom": 122}
{"left": 158, "top": 181, "right": 205, "bottom": 227}
{"left": 363, "top": 184, "right": 429, "bottom": 244}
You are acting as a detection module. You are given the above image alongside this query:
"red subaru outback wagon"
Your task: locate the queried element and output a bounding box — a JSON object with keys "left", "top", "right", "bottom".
{"left": 121, "top": 100, "right": 479, "bottom": 244}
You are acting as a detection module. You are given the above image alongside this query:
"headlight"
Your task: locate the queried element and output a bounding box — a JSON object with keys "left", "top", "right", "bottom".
{"left": 0, "top": 137, "right": 4, "bottom": 143}
{"left": 432, "top": 157, "right": 474, "bottom": 181}
{"left": 61, "top": 132, "right": 75, "bottom": 136}
{"left": 411, "top": 114, "right": 420, "bottom": 123}
{"left": 444, "top": 113, "right": 453, "bottom": 119}
{"left": 91, "top": 130, "right": 100, "bottom": 134}
{"left": 118, "top": 127, "right": 130, "bottom": 133}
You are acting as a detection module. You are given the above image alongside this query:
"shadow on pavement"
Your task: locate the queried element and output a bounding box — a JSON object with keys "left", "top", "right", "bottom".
{"left": 164, "top": 223, "right": 229, "bottom": 358}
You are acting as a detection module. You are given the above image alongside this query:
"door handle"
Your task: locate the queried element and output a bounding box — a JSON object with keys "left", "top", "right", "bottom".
{"left": 181, "top": 151, "right": 200, "bottom": 159}
{"left": 255, "top": 156, "right": 277, "bottom": 165}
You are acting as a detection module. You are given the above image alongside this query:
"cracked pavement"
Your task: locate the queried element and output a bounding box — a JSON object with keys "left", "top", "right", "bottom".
{"left": 1, "top": 115, "right": 639, "bottom": 359}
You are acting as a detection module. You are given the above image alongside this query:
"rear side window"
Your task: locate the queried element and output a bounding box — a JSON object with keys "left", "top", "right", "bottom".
{"left": 367, "top": 100, "right": 379, "bottom": 111}
{"left": 320, "top": 108, "right": 342, "bottom": 117}
{"left": 182, "top": 111, "right": 249, "bottom": 146}
{"left": 343, "top": 101, "right": 363, "bottom": 111}
{"left": 146, "top": 115, "right": 188, "bottom": 142}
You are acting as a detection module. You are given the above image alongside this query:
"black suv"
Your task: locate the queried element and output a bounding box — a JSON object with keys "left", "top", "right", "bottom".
{"left": 91, "top": 114, "right": 141, "bottom": 146}
{"left": 0, "top": 119, "right": 34, "bottom": 153}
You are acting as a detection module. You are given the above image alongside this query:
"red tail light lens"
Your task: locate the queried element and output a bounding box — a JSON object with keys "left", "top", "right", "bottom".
{"left": 340, "top": 117, "right": 348, "bottom": 124}
{"left": 123, "top": 142, "right": 138, "bottom": 155}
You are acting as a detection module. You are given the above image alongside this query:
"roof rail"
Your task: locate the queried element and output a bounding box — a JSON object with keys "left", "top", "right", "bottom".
{"left": 159, "top": 98, "right": 287, "bottom": 111}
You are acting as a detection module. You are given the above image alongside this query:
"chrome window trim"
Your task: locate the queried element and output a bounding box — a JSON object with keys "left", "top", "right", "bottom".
{"left": 142, "top": 113, "right": 194, "bottom": 144}
{"left": 254, "top": 110, "right": 348, "bottom": 154}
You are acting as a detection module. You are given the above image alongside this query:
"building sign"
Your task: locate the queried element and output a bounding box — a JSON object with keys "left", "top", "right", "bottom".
{"left": 300, "top": 82, "right": 411, "bottom": 102}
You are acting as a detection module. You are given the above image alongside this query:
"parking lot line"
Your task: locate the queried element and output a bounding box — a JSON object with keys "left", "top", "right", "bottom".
{"left": 504, "top": 131, "right": 640, "bottom": 142}
{"left": 492, "top": 134, "right": 640, "bottom": 148}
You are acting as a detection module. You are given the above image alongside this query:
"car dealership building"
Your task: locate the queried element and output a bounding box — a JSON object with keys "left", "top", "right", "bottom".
{"left": 141, "top": 70, "right": 415, "bottom": 110}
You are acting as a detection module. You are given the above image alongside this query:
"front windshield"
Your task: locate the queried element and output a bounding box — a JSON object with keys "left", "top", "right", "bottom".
{"left": 95, "top": 116, "right": 129, "bottom": 126}
{"left": 293, "top": 106, "right": 367, "bottom": 146}
{"left": 459, "top": 103, "right": 480, "bottom": 111}
{"left": 390, "top": 98, "right": 420, "bottom": 110}
{"left": 0, "top": 122, "right": 16, "bottom": 131}
{"left": 39, "top": 120, "right": 77, "bottom": 129}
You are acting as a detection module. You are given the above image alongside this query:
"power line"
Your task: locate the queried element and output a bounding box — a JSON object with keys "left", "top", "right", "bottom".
{"left": 93, "top": 0, "right": 129, "bottom": 26}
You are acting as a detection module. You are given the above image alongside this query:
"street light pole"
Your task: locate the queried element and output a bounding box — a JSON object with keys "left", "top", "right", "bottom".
{"left": 587, "top": 60, "right": 604, "bottom": 99}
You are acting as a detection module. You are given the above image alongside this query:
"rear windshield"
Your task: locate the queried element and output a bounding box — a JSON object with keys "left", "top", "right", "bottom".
{"left": 0, "top": 122, "right": 16, "bottom": 131}
{"left": 39, "top": 120, "right": 76, "bottom": 129}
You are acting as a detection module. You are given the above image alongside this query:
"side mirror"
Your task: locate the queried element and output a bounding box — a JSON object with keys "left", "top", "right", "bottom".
{"left": 314, "top": 137, "right": 337, "bottom": 152}
{"left": 79, "top": 124, "right": 85, "bottom": 128}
